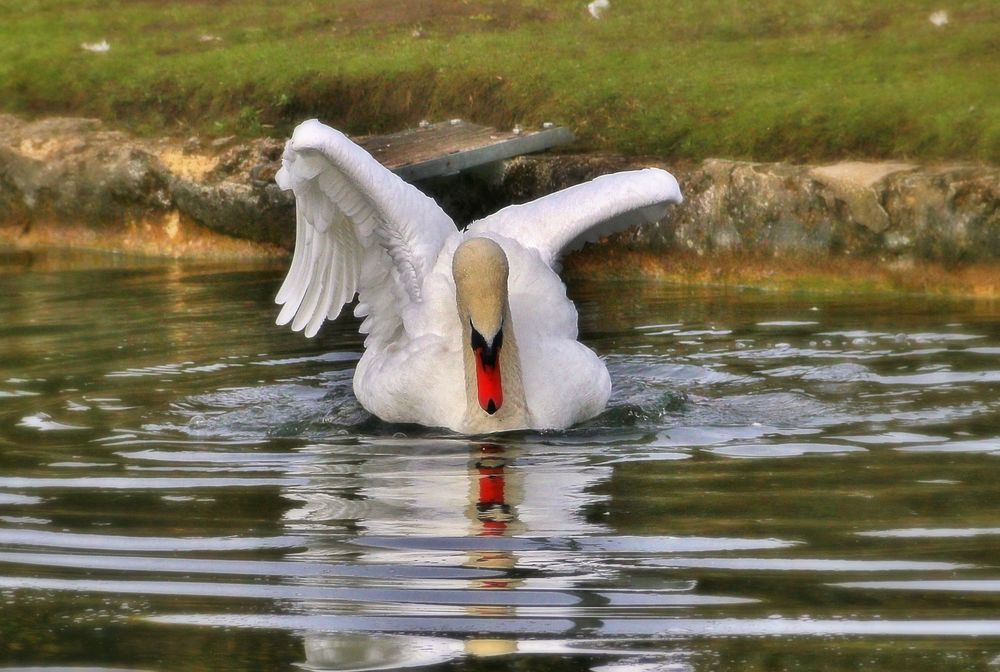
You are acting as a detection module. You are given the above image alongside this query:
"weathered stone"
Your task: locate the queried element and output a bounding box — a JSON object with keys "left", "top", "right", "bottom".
{"left": 0, "top": 115, "right": 293, "bottom": 253}
{"left": 0, "top": 115, "right": 171, "bottom": 230}
{"left": 499, "top": 155, "right": 999, "bottom": 265}
{"left": 809, "top": 161, "right": 918, "bottom": 234}
{"left": 882, "top": 165, "right": 1000, "bottom": 264}
{"left": 166, "top": 137, "right": 294, "bottom": 247}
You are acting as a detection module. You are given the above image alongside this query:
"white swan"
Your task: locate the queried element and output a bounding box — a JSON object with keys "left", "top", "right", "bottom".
{"left": 274, "top": 119, "right": 682, "bottom": 434}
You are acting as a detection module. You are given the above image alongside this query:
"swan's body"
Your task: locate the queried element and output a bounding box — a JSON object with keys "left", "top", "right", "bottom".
{"left": 275, "top": 119, "right": 682, "bottom": 434}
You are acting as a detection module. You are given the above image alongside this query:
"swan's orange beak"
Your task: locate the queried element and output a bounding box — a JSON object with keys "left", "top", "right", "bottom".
{"left": 472, "top": 327, "right": 503, "bottom": 415}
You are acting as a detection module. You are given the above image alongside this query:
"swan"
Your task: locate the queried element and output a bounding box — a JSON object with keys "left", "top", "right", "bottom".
{"left": 274, "top": 119, "right": 682, "bottom": 434}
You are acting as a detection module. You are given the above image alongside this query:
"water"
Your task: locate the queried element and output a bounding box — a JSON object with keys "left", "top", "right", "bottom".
{"left": 2, "top": 250, "right": 1000, "bottom": 671}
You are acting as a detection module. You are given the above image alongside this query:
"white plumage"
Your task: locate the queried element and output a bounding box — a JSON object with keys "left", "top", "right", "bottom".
{"left": 588, "top": 0, "right": 610, "bottom": 19}
{"left": 275, "top": 119, "right": 682, "bottom": 434}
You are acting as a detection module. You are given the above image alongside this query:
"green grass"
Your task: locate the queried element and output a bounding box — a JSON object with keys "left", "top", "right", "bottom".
{"left": 1, "top": 0, "right": 997, "bottom": 162}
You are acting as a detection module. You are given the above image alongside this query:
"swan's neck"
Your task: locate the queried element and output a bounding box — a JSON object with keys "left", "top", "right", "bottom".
{"left": 460, "top": 306, "right": 530, "bottom": 433}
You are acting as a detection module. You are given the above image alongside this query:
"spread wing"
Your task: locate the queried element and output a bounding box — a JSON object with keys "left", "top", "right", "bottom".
{"left": 274, "top": 119, "right": 456, "bottom": 342}
{"left": 466, "top": 168, "right": 682, "bottom": 268}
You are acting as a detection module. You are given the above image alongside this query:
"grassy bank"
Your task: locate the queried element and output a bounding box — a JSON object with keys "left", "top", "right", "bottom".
{"left": 1, "top": 0, "right": 997, "bottom": 162}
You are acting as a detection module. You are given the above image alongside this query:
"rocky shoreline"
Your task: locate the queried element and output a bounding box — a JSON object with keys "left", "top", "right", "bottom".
{"left": 1, "top": 114, "right": 998, "bottom": 292}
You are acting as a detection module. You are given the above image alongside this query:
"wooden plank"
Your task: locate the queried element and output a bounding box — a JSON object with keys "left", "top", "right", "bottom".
{"left": 355, "top": 120, "right": 574, "bottom": 181}
{"left": 392, "top": 127, "right": 575, "bottom": 182}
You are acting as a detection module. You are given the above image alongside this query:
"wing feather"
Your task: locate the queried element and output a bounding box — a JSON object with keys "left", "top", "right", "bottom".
{"left": 275, "top": 208, "right": 308, "bottom": 306}
{"left": 274, "top": 119, "right": 456, "bottom": 341}
{"left": 467, "top": 168, "right": 682, "bottom": 268}
{"left": 290, "top": 230, "right": 332, "bottom": 334}
{"left": 304, "top": 244, "right": 338, "bottom": 337}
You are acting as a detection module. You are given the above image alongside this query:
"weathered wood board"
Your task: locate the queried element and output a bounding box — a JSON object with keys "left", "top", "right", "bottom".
{"left": 356, "top": 120, "right": 575, "bottom": 181}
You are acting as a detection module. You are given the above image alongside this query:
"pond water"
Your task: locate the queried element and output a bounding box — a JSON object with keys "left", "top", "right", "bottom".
{"left": 1, "top": 251, "right": 999, "bottom": 672}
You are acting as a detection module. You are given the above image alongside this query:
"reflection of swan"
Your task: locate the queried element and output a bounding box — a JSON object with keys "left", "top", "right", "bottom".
{"left": 275, "top": 120, "right": 682, "bottom": 433}
{"left": 290, "top": 442, "right": 615, "bottom": 669}
{"left": 286, "top": 443, "right": 698, "bottom": 671}
{"left": 280, "top": 442, "right": 613, "bottom": 539}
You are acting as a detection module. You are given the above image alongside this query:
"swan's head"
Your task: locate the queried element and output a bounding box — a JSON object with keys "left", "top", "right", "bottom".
{"left": 453, "top": 237, "right": 509, "bottom": 416}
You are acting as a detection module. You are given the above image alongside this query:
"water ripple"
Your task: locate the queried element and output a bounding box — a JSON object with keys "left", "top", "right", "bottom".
{"left": 0, "top": 551, "right": 499, "bottom": 580}
{"left": 832, "top": 580, "right": 1000, "bottom": 593}
{"left": 0, "top": 528, "right": 306, "bottom": 552}
{"left": 146, "top": 613, "right": 1000, "bottom": 638}
{"left": 0, "top": 476, "right": 305, "bottom": 489}
{"left": 639, "top": 557, "right": 970, "bottom": 572}
{"left": 857, "top": 527, "right": 1000, "bottom": 539}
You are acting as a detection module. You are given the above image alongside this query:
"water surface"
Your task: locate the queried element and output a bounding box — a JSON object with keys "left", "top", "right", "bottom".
{"left": 1, "top": 251, "right": 999, "bottom": 671}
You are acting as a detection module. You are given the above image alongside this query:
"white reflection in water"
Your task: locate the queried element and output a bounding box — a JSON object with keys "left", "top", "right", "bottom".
{"left": 300, "top": 632, "right": 699, "bottom": 671}
{"left": 16, "top": 412, "right": 88, "bottom": 431}
{"left": 896, "top": 439, "right": 1000, "bottom": 454}
{"left": 708, "top": 443, "right": 866, "bottom": 459}
{"left": 833, "top": 432, "right": 945, "bottom": 444}
{"left": 148, "top": 612, "right": 1000, "bottom": 638}
{"left": 303, "top": 633, "right": 464, "bottom": 671}
{"left": 640, "top": 558, "right": 969, "bottom": 571}
{"left": 0, "top": 493, "right": 43, "bottom": 506}
{"left": 857, "top": 527, "right": 1000, "bottom": 539}
{"left": 832, "top": 580, "right": 1000, "bottom": 593}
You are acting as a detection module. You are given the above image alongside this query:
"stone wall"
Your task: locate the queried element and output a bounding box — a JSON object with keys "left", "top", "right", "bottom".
{"left": 0, "top": 115, "right": 290, "bottom": 257}
{"left": 1, "top": 114, "right": 997, "bottom": 273}
{"left": 501, "top": 155, "right": 1000, "bottom": 267}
